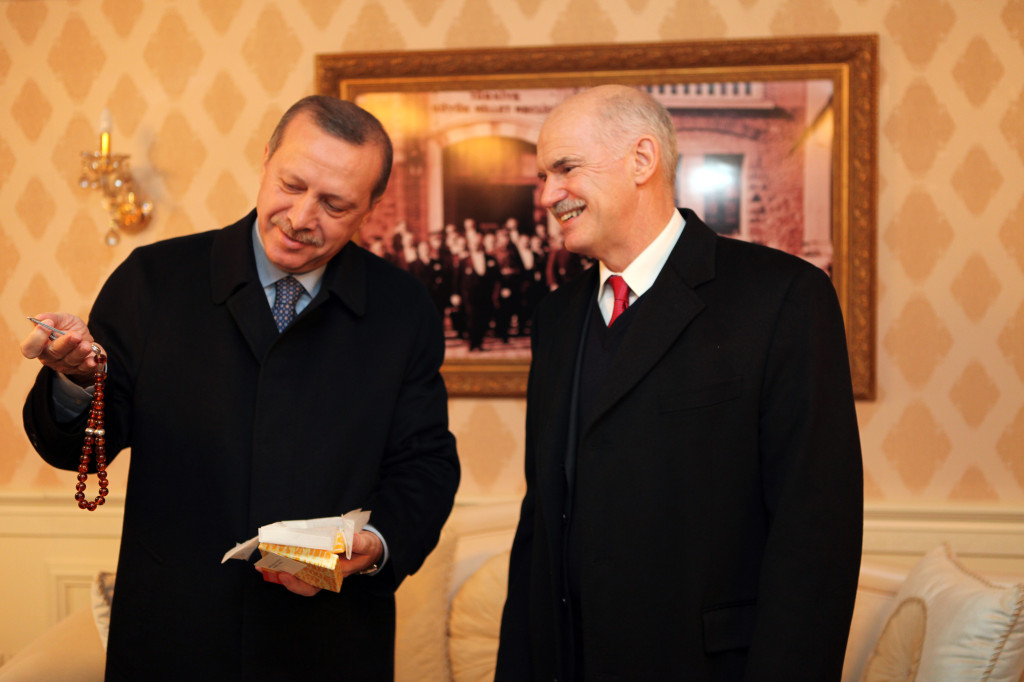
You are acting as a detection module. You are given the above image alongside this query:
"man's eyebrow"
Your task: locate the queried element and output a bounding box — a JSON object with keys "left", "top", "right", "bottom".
{"left": 550, "top": 157, "right": 577, "bottom": 172}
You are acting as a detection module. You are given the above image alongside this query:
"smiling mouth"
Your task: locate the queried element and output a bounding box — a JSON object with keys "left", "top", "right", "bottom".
{"left": 553, "top": 199, "right": 586, "bottom": 223}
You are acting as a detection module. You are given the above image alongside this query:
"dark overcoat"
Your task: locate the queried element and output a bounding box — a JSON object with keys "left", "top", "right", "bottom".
{"left": 496, "top": 210, "right": 862, "bottom": 681}
{"left": 24, "top": 210, "right": 460, "bottom": 680}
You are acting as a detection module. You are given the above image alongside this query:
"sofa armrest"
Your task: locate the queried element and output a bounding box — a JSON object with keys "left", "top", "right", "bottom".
{"left": 0, "top": 608, "right": 104, "bottom": 681}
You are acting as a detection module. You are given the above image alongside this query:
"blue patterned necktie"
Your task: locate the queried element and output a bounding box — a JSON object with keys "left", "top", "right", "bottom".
{"left": 272, "top": 276, "right": 304, "bottom": 332}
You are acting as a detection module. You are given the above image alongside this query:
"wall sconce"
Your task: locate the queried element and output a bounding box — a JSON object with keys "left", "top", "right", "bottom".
{"left": 79, "top": 109, "right": 152, "bottom": 246}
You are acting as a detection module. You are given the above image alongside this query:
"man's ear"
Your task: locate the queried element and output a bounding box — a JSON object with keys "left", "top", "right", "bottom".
{"left": 632, "top": 136, "right": 660, "bottom": 186}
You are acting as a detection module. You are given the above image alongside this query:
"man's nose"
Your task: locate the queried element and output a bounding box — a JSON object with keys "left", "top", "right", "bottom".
{"left": 289, "top": 193, "right": 318, "bottom": 228}
{"left": 539, "top": 177, "right": 565, "bottom": 209}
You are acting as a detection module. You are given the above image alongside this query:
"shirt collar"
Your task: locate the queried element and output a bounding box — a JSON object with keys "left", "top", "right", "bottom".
{"left": 598, "top": 209, "right": 686, "bottom": 301}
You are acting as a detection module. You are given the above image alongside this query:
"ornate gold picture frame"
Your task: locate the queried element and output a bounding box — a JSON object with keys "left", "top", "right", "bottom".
{"left": 317, "top": 35, "right": 877, "bottom": 399}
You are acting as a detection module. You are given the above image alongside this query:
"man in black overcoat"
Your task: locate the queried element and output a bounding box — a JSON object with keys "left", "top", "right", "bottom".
{"left": 21, "top": 95, "right": 460, "bottom": 680}
{"left": 496, "top": 85, "right": 862, "bottom": 681}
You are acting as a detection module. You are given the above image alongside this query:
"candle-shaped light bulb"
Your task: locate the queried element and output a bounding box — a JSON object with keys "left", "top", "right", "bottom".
{"left": 99, "top": 108, "right": 112, "bottom": 157}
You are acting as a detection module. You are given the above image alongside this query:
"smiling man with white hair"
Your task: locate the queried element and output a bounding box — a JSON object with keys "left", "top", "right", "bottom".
{"left": 496, "top": 84, "right": 862, "bottom": 681}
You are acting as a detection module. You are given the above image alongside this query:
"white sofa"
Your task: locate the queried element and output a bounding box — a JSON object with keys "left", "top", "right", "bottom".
{"left": 2, "top": 501, "right": 1022, "bottom": 681}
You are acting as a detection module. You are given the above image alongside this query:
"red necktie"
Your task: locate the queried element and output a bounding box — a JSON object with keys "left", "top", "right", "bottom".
{"left": 608, "top": 275, "right": 630, "bottom": 326}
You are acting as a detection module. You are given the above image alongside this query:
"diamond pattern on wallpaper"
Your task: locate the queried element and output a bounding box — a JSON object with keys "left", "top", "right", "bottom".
{"left": 0, "top": 42, "right": 10, "bottom": 82}
{"left": 5, "top": 0, "right": 47, "bottom": 45}
{"left": 659, "top": 0, "right": 728, "bottom": 40}
{"left": 951, "top": 146, "right": 1003, "bottom": 216}
{"left": 0, "top": 135, "right": 13, "bottom": 191}
{"left": 242, "top": 5, "right": 302, "bottom": 94}
{"left": 884, "top": 80, "right": 955, "bottom": 176}
{"left": 0, "top": 405, "right": 26, "bottom": 485}
{"left": 512, "top": 0, "right": 544, "bottom": 16}
{"left": 109, "top": 75, "right": 148, "bottom": 138}
{"left": 402, "top": 0, "right": 445, "bottom": 25}
{"left": 344, "top": 3, "right": 406, "bottom": 52}
{"left": 56, "top": 210, "right": 116, "bottom": 297}
{"left": 52, "top": 115, "right": 97, "bottom": 196}
{"left": 16, "top": 177, "right": 57, "bottom": 241}
{"left": 204, "top": 72, "right": 246, "bottom": 135}
{"left": 769, "top": 0, "right": 841, "bottom": 35}
{"left": 297, "top": 0, "right": 343, "bottom": 27}
{"left": 949, "top": 360, "right": 1000, "bottom": 428}
{"left": 952, "top": 36, "right": 1004, "bottom": 107}
{"left": 997, "top": 301, "right": 1024, "bottom": 383}
{"left": 150, "top": 112, "right": 207, "bottom": 199}
{"left": 949, "top": 465, "right": 998, "bottom": 501}
{"left": 884, "top": 295, "right": 953, "bottom": 388}
{"left": 950, "top": 254, "right": 1001, "bottom": 322}
{"left": 101, "top": 0, "right": 144, "bottom": 39}
{"left": 48, "top": 15, "right": 106, "bottom": 101}
{"left": 999, "top": 196, "right": 1024, "bottom": 274}
{"left": 0, "top": 224, "right": 20, "bottom": 299}
{"left": 144, "top": 10, "right": 204, "bottom": 97}
{"left": 1000, "top": 87, "right": 1024, "bottom": 165}
{"left": 997, "top": 408, "right": 1024, "bottom": 489}
{"left": 1004, "top": 0, "right": 1024, "bottom": 52}
{"left": 248, "top": 107, "right": 285, "bottom": 170}
{"left": 199, "top": 0, "right": 243, "bottom": 34}
{"left": 19, "top": 274, "right": 61, "bottom": 328}
{"left": 885, "top": 0, "right": 956, "bottom": 66}
{"left": 447, "top": 0, "right": 509, "bottom": 48}
{"left": 161, "top": 206, "right": 199, "bottom": 242}
{"left": 882, "top": 400, "right": 951, "bottom": 493}
{"left": 11, "top": 80, "right": 51, "bottom": 143}
{"left": 884, "top": 190, "right": 954, "bottom": 281}
{"left": 0, "top": 315, "right": 23, "bottom": 395}
{"left": 456, "top": 402, "right": 521, "bottom": 491}
{"left": 206, "top": 171, "right": 249, "bottom": 229}
{"left": 551, "top": 0, "right": 617, "bottom": 43}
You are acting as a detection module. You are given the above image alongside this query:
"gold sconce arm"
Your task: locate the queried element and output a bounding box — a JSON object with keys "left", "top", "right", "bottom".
{"left": 78, "top": 110, "right": 152, "bottom": 246}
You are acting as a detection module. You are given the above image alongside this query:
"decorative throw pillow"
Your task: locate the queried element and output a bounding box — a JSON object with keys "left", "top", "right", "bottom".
{"left": 448, "top": 549, "right": 510, "bottom": 682}
{"left": 861, "top": 544, "right": 1024, "bottom": 682}
{"left": 90, "top": 571, "right": 116, "bottom": 649}
{"left": 394, "top": 527, "right": 457, "bottom": 682}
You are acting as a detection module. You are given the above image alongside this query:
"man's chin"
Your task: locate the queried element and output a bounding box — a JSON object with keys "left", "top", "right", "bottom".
{"left": 266, "top": 245, "right": 315, "bottom": 273}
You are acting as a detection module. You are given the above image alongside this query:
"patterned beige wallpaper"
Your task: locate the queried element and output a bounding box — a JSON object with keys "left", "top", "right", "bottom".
{"left": 0, "top": 0, "right": 1022, "bottom": 506}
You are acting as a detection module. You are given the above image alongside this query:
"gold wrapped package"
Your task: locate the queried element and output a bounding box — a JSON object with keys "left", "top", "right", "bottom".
{"left": 258, "top": 532, "right": 348, "bottom": 592}
{"left": 221, "top": 509, "right": 370, "bottom": 592}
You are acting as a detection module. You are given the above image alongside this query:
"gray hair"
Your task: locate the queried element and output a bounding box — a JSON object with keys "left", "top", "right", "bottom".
{"left": 591, "top": 87, "right": 678, "bottom": 189}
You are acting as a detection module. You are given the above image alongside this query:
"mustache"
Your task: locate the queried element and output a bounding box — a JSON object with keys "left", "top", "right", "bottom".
{"left": 552, "top": 199, "right": 585, "bottom": 215}
{"left": 271, "top": 215, "right": 324, "bottom": 247}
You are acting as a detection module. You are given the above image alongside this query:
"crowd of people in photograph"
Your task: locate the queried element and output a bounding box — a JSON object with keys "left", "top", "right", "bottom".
{"left": 367, "top": 217, "right": 595, "bottom": 352}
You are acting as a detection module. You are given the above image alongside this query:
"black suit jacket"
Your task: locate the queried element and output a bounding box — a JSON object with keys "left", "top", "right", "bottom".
{"left": 497, "top": 210, "right": 862, "bottom": 681}
{"left": 24, "top": 210, "right": 460, "bottom": 680}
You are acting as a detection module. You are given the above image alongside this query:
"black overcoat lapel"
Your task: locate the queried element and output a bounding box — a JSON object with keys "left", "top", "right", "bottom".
{"left": 581, "top": 211, "right": 718, "bottom": 436}
{"left": 211, "top": 210, "right": 278, "bottom": 361}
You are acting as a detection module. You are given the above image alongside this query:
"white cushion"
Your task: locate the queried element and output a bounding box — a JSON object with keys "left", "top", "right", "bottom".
{"left": 861, "top": 544, "right": 1024, "bottom": 682}
{"left": 394, "top": 527, "right": 457, "bottom": 682}
{"left": 449, "top": 549, "right": 509, "bottom": 682}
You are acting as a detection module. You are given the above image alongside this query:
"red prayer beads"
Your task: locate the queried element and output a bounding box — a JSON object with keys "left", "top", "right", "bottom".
{"left": 75, "top": 345, "right": 109, "bottom": 511}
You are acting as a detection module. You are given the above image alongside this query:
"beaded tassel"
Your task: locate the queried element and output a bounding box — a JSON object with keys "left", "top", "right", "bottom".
{"left": 75, "top": 346, "right": 109, "bottom": 511}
